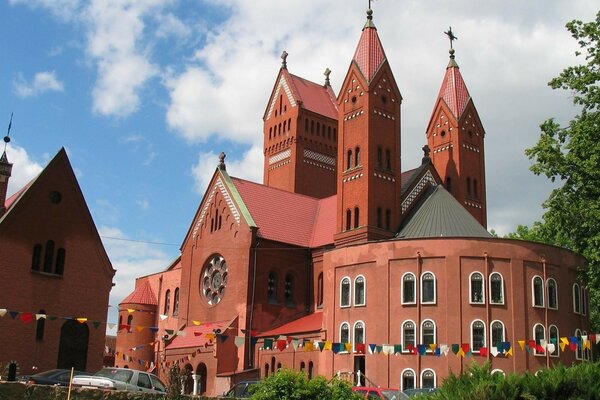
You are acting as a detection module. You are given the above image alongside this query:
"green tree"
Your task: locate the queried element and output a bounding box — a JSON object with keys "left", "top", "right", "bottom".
{"left": 249, "top": 369, "right": 362, "bottom": 400}
{"left": 523, "top": 11, "right": 600, "bottom": 328}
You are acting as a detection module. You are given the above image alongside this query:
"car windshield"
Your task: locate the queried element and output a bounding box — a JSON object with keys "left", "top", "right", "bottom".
{"left": 35, "top": 369, "right": 62, "bottom": 378}
{"left": 94, "top": 368, "right": 134, "bottom": 383}
{"left": 381, "top": 390, "right": 400, "bottom": 400}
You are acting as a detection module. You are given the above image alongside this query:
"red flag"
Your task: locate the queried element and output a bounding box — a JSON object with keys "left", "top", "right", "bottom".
{"left": 356, "top": 343, "right": 366, "bottom": 354}
{"left": 479, "top": 347, "right": 488, "bottom": 357}
{"left": 277, "top": 340, "right": 287, "bottom": 351}
{"left": 20, "top": 313, "right": 34, "bottom": 324}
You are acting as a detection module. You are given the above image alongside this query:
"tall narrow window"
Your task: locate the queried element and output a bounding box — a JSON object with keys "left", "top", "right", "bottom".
{"left": 575, "top": 329, "right": 583, "bottom": 360}
{"left": 377, "top": 147, "right": 382, "bottom": 168}
{"left": 353, "top": 321, "right": 365, "bottom": 352}
{"left": 471, "top": 320, "right": 485, "bottom": 352}
{"left": 532, "top": 276, "right": 544, "bottom": 307}
{"left": 317, "top": 272, "right": 323, "bottom": 308}
{"left": 305, "top": 118, "right": 308, "bottom": 132}
{"left": 385, "top": 149, "right": 391, "bottom": 170}
{"left": 164, "top": 290, "right": 171, "bottom": 315}
{"left": 311, "top": 120, "right": 314, "bottom": 133}
{"left": 355, "top": 147, "right": 361, "bottom": 167}
{"left": 489, "top": 272, "right": 504, "bottom": 304}
{"left": 35, "top": 309, "right": 46, "bottom": 341}
{"left": 421, "top": 320, "right": 435, "bottom": 347}
{"left": 547, "top": 279, "right": 558, "bottom": 310}
{"left": 347, "top": 150, "right": 352, "bottom": 170}
{"left": 377, "top": 207, "right": 382, "bottom": 228}
{"left": 308, "top": 362, "right": 313, "bottom": 379}
{"left": 385, "top": 209, "right": 391, "bottom": 230}
{"left": 534, "top": 324, "right": 545, "bottom": 356}
{"left": 549, "top": 325, "right": 559, "bottom": 357}
{"left": 573, "top": 283, "right": 581, "bottom": 314}
{"left": 402, "top": 369, "right": 415, "bottom": 391}
{"left": 582, "top": 287, "right": 587, "bottom": 316}
{"left": 421, "top": 272, "right": 436, "bottom": 304}
{"left": 354, "top": 276, "right": 366, "bottom": 306}
{"left": 55, "top": 248, "right": 66, "bottom": 275}
{"left": 470, "top": 272, "right": 484, "bottom": 303}
{"left": 445, "top": 177, "right": 452, "bottom": 193}
{"left": 402, "top": 321, "right": 415, "bottom": 352}
{"left": 354, "top": 207, "right": 360, "bottom": 229}
{"left": 127, "top": 315, "right": 133, "bottom": 326}
{"left": 473, "top": 179, "right": 478, "bottom": 198}
{"left": 402, "top": 273, "right": 416, "bottom": 304}
{"left": 31, "top": 244, "right": 42, "bottom": 271}
{"left": 583, "top": 330, "right": 591, "bottom": 360}
{"left": 284, "top": 274, "right": 294, "bottom": 306}
{"left": 173, "top": 288, "right": 180, "bottom": 316}
{"left": 490, "top": 320, "right": 505, "bottom": 348}
{"left": 340, "top": 322, "right": 350, "bottom": 348}
{"left": 346, "top": 209, "right": 351, "bottom": 231}
{"left": 467, "top": 177, "right": 472, "bottom": 196}
{"left": 421, "top": 370, "right": 436, "bottom": 389}
{"left": 340, "top": 277, "right": 351, "bottom": 307}
{"left": 268, "top": 272, "right": 278, "bottom": 304}
{"left": 43, "top": 240, "right": 55, "bottom": 273}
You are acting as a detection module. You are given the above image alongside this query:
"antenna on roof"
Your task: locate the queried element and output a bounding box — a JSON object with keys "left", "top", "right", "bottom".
{"left": 3, "top": 113, "right": 12, "bottom": 153}
{"left": 324, "top": 68, "right": 331, "bottom": 86}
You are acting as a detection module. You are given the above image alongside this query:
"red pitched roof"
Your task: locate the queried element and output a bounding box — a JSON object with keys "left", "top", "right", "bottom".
{"left": 166, "top": 320, "right": 232, "bottom": 350}
{"left": 3, "top": 181, "right": 31, "bottom": 212}
{"left": 438, "top": 63, "right": 471, "bottom": 119}
{"left": 257, "top": 312, "right": 323, "bottom": 337}
{"left": 287, "top": 72, "right": 338, "bottom": 120}
{"left": 353, "top": 25, "right": 386, "bottom": 82}
{"left": 120, "top": 280, "right": 157, "bottom": 306}
{"left": 231, "top": 177, "right": 335, "bottom": 247}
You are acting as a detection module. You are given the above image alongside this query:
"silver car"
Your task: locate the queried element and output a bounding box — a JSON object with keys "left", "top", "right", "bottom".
{"left": 72, "top": 367, "right": 166, "bottom": 393}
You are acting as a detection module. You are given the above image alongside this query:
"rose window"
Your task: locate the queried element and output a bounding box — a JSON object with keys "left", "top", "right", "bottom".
{"left": 201, "top": 255, "right": 228, "bottom": 305}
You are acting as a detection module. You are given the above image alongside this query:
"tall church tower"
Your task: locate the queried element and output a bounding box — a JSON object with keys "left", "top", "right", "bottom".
{"left": 426, "top": 34, "right": 487, "bottom": 227}
{"left": 0, "top": 135, "right": 13, "bottom": 217}
{"left": 262, "top": 53, "right": 338, "bottom": 199}
{"left": 334, "top": 9, "right": 402, "bottom": 246}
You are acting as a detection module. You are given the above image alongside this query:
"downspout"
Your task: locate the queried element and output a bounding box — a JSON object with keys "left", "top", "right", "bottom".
{"left": 484, "top": 252, "right": 490, "bottom": 362}
{"left": 247, "top": 229, "right": 259, "bottom": 369}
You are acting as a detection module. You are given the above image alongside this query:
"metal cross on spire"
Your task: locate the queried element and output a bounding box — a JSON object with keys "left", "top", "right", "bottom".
{"left": 3, "top": 113, "right": 12, "bottom": 152}
{"left": 444, "top": 27, "right": 458, "bottom": 49}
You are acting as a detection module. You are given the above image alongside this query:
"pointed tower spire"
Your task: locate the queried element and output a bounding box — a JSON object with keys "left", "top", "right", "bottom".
{"left": 0, "top": 114, "right": 14, "bottom": 217}
{"left": 425, "top": 29, "right": 487, "bottom": 227}
{"left": 352, "top": 8, "right": 386, "bottom": 83}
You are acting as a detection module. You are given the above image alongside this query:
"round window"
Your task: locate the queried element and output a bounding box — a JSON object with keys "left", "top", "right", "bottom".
{"left": 200, "top": 255, "right": 228, "bottom": 306}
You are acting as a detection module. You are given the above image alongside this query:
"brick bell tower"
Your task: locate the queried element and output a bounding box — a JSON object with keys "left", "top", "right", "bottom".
{"left": 262, "top": 51, "right": 338, "bottom": 199}
{"left": 426, "top": 29, "right": 487, "bottom": 227}
{"left": 0, "top": 129, "right": 13, "bottom": 218}
{"left": 334, "top": 8, "right": 402, "bottom": 246}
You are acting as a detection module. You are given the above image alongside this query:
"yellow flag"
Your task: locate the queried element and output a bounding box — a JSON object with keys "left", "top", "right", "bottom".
{"left": 345, "top": 343, "right": 353, "bottom": 352}
{"left": 429, "top": 344, "right": 437, "bottom": 352}
{"left": 304, "top": 342, "right": 314, "bottom": 352}
{"left": 518, "top": 340, "right": 525, "bottom": 351}
{"left": 457, "top": 348, "right": 465, "bottom": 357}
{"left": 136, "top": 325, "right": 145, "bottom": 332}
{"left": 324, "top": 341, "right": 332, "bottom": 351}
{"left": 584, "top": 340, "right": 591, "bottom": 350}
{"left": 127, "top": 308, "right": 136, "bottom": 314}
{"left": 560, "top": 342, "right": 567, "bottom": 352}
{"left": 76, "top": 318, "right": 87, "bottom": 324}
{"left": 561, "top": 337, "right": 569, "bottom": 345}
{"left": 506, "top": 347, "right": 513, "bottom": 357}
{"left": 193, "top": 320, "right": 201, "bottom": 325}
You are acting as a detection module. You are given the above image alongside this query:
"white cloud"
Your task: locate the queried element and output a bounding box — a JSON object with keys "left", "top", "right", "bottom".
{"left": 191, "top": 145, "right": 263, "bottom": 194}
{"left": 13, "top": 71, "right": 64, "bottom": 98}
{"left": 5, "top": 145, "right": 44, "bottom": 197}
{"left": 155, "top": 12, "right": 191, "bottom": 39}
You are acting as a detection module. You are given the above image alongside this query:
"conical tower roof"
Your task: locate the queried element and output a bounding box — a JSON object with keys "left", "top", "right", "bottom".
{"left": 352, "top": 9, "right": 387, "bottom": 83}
{"left": 437, "top": 49, "right": 471, "bottom": 119}
{"left": 120, "top": 280, "right": 157, "bottom": 306}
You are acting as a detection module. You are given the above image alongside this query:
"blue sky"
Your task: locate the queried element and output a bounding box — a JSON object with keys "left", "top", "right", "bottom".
{"left": 1, "top": 0, "right": 597, "bottom": 333}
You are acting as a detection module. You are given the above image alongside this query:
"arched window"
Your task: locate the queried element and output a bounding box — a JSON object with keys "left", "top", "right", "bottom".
{"left": 354, "top": 207, "right": 360, "bottom": 229}
{"left": 469, "top": 272, "right": 484, "bottom": 304}
{"left": 402, "top": 320, "right": 415, "bottom": 352}
{"left": 547, "top": 279, "right": 558, "bottom": 310}
{"left": 43, "top": 240, "right": 55, "bottom": 273}
{"left": 491, "top": 369, "right": 505, "bottom": 376}
{"left": 532, "top": 276, "right": 544, "bottom": 307}
{"left": 173, "top": 288, "right": 180, "bottom": 316}
{"left": 549, "top": 325, "right": 559, "bottom": 357}
{"left": 471, "top": 320, "right": 486, "bottom": 353}
{"left": 473, "top": 179, "right": 478, "bottom": 198}
{"left": 164, "top": 290, "right": 171, "bottom": 315}
{"left": 385, "top": 209, "right": 391, "bottom": 230}
{"left": 311, "top": 120, "right": 314, "bottom": 133}
{"left": 421, "top": 369, "right": 436, "bottom": 389}
{"left": 421, "top": 320, "right": 436, "bottom": 348}
{"left": 284, "top": 274, "right": 294, "bottom": 306}
{"left": 308, "top": 361, "right": 313, "bottom": 379}
{"left": 421, "top": 272, "right": 436, "bottom": 304}
{"left": 573, "top": 283, "right": 581, "bottom": 314}
{"left": 401, "top": 273, "right": 416, "bottom": 304}
{"left": 401, "top": 369, "right": 415, "bottom": 391}
{"left": 55, "top": 248, "right": 66, "bottom": 275}
{"left": 300, "top": 362, "right": 305, "bottom": 372}
{"left": 346, "top": 209, "right": 351, "bottom": 231}
{"left": 31, "top": 244, "right": 42, "bottom": 271}
{"left": 354, "top": 275, "right": 366, "bottom": 306}
{"left": 377, "top": 147, "right": 382, "bottom": 168}
{"left": 305, "top": 118, "right": 308, "bottom": 132}
{"left": 347, "top": 149, "right": 352, "bottom": 170}
{"left": 35, "top": 309, "right": 46, "bottom": 341}
{"left": 340, "top": 322, "right": 350, "bottom": 350}
{"left": 264, "top": 363, "right": 269, "bottom": 378}
{"left": 270, "top": 357, "right": 275, "bottom": 374}
{"left": 467, "top": 177, "right": 472, "bottom": 196}
{"left": 490, "top": 320, "right": 505, "bottom": 348}
{"left": 317, "top": 272, "right": 323, "bottom": 308}
{"left": 127, "top": 315, "right": 133, "bottom": 326}
{"left": 340, "top": 277, "right": 351, "bottom": 307}
{"left": 582, "top": 287, "right": 587, "bottom": 316}
{"left": 355, "top": 147, "right": 360, "bottom": 167}
{"left": 534, "top": 324, "right": 545, "bottom": 356}
{"left": 575, "top": 329, "right": 583, "bottom": 360}
{"left": 385, "top": 149, "right": 391, "bottom": 170}
{"left": 377, "top": 207, "right": 382, "bottom": 228}
{"left": 316, "top": 122, "right": 320, "bottom": 136}
{"left": 268, "top": 272, "right": 278, "bottom": 304}
{"left": 489, "top": 272, "right": 504, "bottom": 304}
{"left": 583, "top": 330, "right": 591, "bottom": 360}
{"left": 353, "top": 321, "right": 365, "bottom": 352}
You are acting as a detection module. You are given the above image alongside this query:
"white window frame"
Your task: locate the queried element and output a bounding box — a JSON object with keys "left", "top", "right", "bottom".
{"left": 533, "top": 323, "right": 546, "bottom": 356}
{"left": 573, "top": 283, "right": 581, "bottom": 314}
{"left": 490, "top": 320, "right": 505, "bottom": 349}
{"left": 549, "top": 324, "right": 559, "bottom": 357}
{"left": 339, "top": 322, "right": 350, "bottom": 353}
{"left": 469, "top": 271, "right": 485, "bottom": 304}
{"left": 489, "top": 272, "right": 504, "bottom": 305}
{"left": 491, "top": 369, "right": 505, "bottom": 376}
{"left": 353, "top": 320, "right": 365, "bottom": 353}
{"left": 583, "top": 330, "right": 591, "bottom": 360}
{"left": 340, "top": 276, "right": 351, "bottom": 308}
{"left": 401, "top": 272, "right": 417, "bottom": 305}
{"left": 420, "top": 271, "right": 436, "bottom": 304}
{"left": 420, "top": 319, "right": 436, "bottom": 351}
{"left": 532, "top": 275, "right": 544, "bottom": 308}
{"left": 546, "top": 278, "right": 558, "bottom": 310}
{"left": 401, "top": 320, "right": 416, "bottom": 353}
{"left": 575, "top": 328, "right": 583, "bottom": 360}
{"left": 420, "top": 369, "right": 436, "bottom": 389}
{"left": 401, "top": 368, "right": 416, "bottom": 391}
{"left": 582, "top": 287, "right": 587, "bottom": 316}
{"left": 354, "top": 275, "right": 366, "bottom": 307}
{"left": 470, "top": 319, "right": 486, "bottom": 353}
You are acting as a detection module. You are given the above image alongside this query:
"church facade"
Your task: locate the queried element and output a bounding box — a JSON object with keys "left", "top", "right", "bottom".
{"left": 116, "top": 9, "right": 590, "bottom": 396}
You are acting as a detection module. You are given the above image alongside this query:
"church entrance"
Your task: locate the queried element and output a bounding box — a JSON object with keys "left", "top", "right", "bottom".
{"left": 57, "top": 320, "right": 88, "bottom": 371}
{"left": 353, "top": 355, "right": 365, "bottom": 386}
{"left": 196, "top": 363, "right": 207, "bottom": 395}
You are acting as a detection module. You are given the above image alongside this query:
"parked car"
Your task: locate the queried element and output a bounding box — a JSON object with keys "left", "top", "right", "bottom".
{"left": 71, "top": 367, "right": 166, "bottom": 393}
{"left": 27, "top": 369, "right": 86, "bottom": 386}
{"left": 353, "top": 386, "right": 401, "bottom": 399}
{"left": 219, "top": 380, "right": 259, "bottom": 398}
{"left": 399, "top": 387, "right": 438, "bottom": 398}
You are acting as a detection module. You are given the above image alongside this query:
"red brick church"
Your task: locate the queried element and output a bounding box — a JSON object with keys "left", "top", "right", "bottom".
{"left": 116, "top": 8, "right": 590, "bottom": 396}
